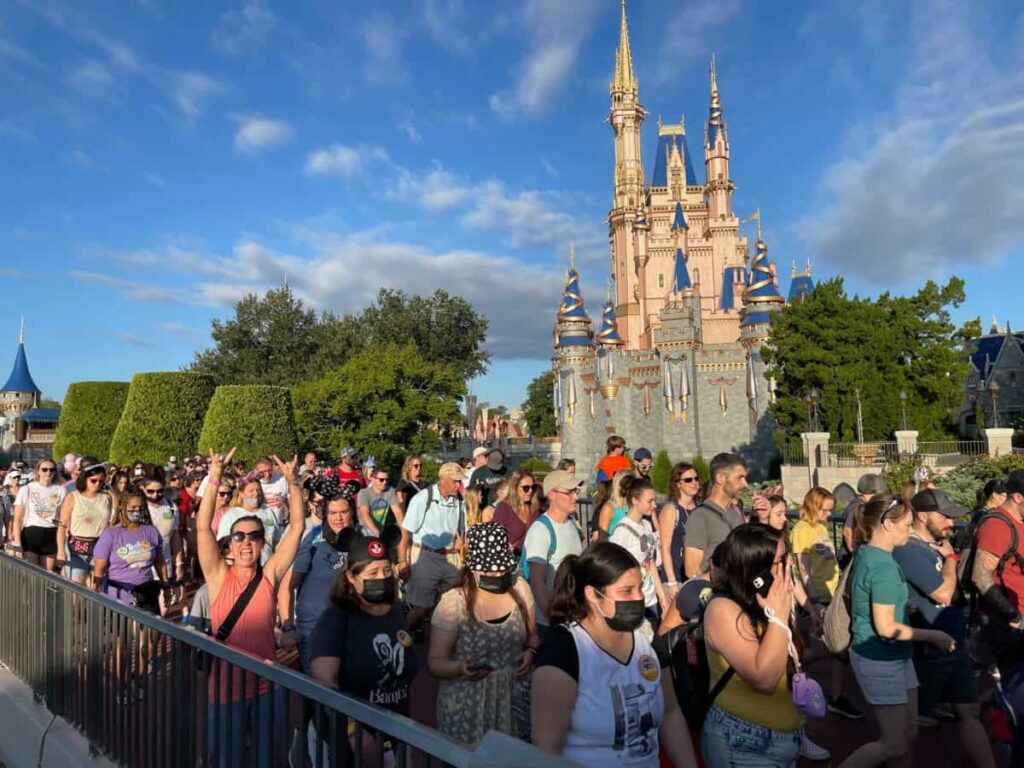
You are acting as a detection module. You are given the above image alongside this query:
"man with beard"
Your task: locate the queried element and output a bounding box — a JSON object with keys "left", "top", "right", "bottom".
{"left": 893, "top": 489, "right": 994, "bottom": 764}
{"left": 632, "top": 447, "right": 653, "bottom": 479}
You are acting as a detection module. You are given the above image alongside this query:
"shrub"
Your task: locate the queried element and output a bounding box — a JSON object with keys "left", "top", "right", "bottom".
{"left": 517, "top": 457, "right": 554, "bottom": 475}
{"left": 420, "top": 458, "right": 440, "bottom": 485}
{"left": 109, "top": 372, "right": 216, "bottom": 465}
{"left": 936, "top": 453, "right": 1024, "bottom": 510}
{"left": 651, "top": 450, "right": 672, "bottom": 495}
{"left": 198, "top": 385, "right": 299, "bottom": 464}
{"left": 53, "top": 381, "right": 129, "bottom": 460}
{"left": 691, "top": 454, "right": 710, "bottom": 485}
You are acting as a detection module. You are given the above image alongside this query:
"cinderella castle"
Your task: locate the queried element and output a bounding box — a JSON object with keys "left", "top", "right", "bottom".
{"left": 552, "top": 3, "right": 815, "bottom": 477}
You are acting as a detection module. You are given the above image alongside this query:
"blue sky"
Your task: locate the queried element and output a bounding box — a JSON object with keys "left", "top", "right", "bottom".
{"left": 2, "top": 0, "right": 1023, "bottom": 410}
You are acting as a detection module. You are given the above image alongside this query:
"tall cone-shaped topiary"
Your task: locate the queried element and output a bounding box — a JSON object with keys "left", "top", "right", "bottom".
{"left": 651, "top": 450, "right": 673, "bottom": 495}
{"left": 53, "top": 381, "right": 130, "bottom": 461}
{"left": 109, "top": 372, "right": 216, "bottom": 465}
{"left": 198, "top": 385, "right": 298, "bottom": 464}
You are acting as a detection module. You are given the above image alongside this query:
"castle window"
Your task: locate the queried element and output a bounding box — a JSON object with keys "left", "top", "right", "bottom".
{"left": 658, "top": 274, "right": 664, "bottom": 287}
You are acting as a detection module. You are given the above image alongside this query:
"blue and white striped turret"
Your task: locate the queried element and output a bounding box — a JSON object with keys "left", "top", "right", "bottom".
{"left": 554, "top": 246, "right": 595, "bottom": 350}
{"left": 740, "top": 214, "right": 784, "bottom": 328}
{"left": 596, "top": 282, "right": 625, "bottom": 345}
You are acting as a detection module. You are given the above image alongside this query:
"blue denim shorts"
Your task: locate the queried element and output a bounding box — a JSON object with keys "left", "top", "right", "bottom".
{"left": 66, "top": 551, "right": 94, "bottom": 581}
{"left": 701, "top": 705, "right": 802, "bottom": 768}
{"left": 849, "top": 649, "right": 919, "bottom": 706}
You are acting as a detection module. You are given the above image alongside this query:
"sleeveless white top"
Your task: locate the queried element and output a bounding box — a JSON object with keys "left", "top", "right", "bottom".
{"left": 563, "top": 623, "right": 664, "bottom": 767}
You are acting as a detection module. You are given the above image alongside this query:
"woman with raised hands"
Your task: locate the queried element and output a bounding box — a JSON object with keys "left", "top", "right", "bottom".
{"left": 196, "top": 447, "right": 305, "bottom": 768}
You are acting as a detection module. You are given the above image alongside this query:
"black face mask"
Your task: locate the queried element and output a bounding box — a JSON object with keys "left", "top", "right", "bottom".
{"left": 596, "top": 591, "right": 645, "bottom": 632}
{"left": 323, "top": 524, "right": 349, "bottom": 551}
{"left": 361, "top": 577, "right": 396, "bottom": 604}
{"left": 478, "top": 573, "right": 514, "bottom": 594}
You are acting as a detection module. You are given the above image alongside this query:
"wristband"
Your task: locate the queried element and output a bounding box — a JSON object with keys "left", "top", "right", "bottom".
{"left": 208, "top": 479, "right": 221, "bottom": 488}
{"left": 525, "top": 646, "right": 538, "bottom": 655}
{"left": 946, "top": 552, "right": 961, "bottom": 563}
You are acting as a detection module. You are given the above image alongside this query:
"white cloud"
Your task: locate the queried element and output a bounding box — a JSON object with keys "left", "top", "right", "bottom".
{"left": 171, "top": 71, "right": 225, "bottom": 121}
{"left": 399, "top": 116, "right": 422, "bottom": 143}
{"left": 114, "top": 332, "right": 158, "bottom": 348}
{"left": 798, "top": 1, "right": 1024, "bottom": 281}
{"left": 303, "top": 144, "right": 389, "bottom": 178}
{"left": 67, "top": 149, "right": 108, "bottom": 173}
{"left": 655, "top": 0, "right": 743, "bottom": 83}
{"left": 71, "top": 271, "right": 192, "bottom": 304}
{"left": 421, "top": 0, "right": 471, "bottom": 55}
{"left": 363, "top": 13, "right": 408, "bottom": 86}
{"left": 213, "top": 1, "right": 276, "bottom": 55}
{"left": 144, "top": 171, "right": 165, "bottom": 187}
{"left": 157, "top": 322, "right": 200, "bottom": 339}
{"left": 233, "top": 115, "right": 293, "bottom": 153}
{"left": 392, "top": 165, "right": 471, "bottom": 211}
{"left": 489, "top": 0, "right": 601, "bottom": 120}
{"left": 462, "top": 180, "right": 600, "bottom": 249}
{"left": 541, "top": 158, "right": 559, "bottom": 179}
{"left": 0, "top": 33, "right": 41, "bottom": 67}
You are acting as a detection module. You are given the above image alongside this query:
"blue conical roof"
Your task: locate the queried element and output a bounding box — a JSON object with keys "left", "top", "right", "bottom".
{"left": 2, "top": 342, "right": 40, "bottom": 394}
{"left": 557, "top": 268, "right": 590, "bottom": 321}
{"left": 673, "top": 249, "right": 692, "bottom": 291}
{"left": 596, "top": 300, "right": 624, "bottom": 345}
{"left": 672, "top": 202, "right": 688, "bottom": 230}
{"left": 651, "top": 133, "right": 697, "bottom": 188}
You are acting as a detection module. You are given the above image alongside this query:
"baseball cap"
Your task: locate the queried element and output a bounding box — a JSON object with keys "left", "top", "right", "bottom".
{"left": 472, "top": 446, "right": 489, "bottom": 459}
{"left": 338, "top": 529, "right": 388, "bottom": 566}
{"left": 983, "top": 479, "right": 1008, "bottom": 497}
{"left": 675, "top": 578, "right": 713, "bottom": 620}
{"left": 437, "top": 462, "right": 467, "bottom": 481}
{"left": 168, "top": 455, "right": 178, "bottom": 465}
{"left": 857, "top": 474, "right": 888, "bottom": 495}
{"left": 338, "top": 447, "right": 357, "bottom": 460}
{"left": 911, "top": 488, "right": 966, "bottom": 518}
{"left": 542, "top": 469, "right": 584, "bottom": 496}
{"left": 1005, "top": 470, "right": 1024, "bottom": 496}
{"left": 633, "top": 447, "right": 653, "bottom": 462}
{"left": 4, "top": 471, "right": 20, "bottom": 485}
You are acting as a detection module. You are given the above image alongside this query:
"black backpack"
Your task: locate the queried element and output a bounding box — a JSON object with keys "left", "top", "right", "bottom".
{"left": 651, "top": 615, "right": 732, "bottom": 732}
{"left": 956, "top": 509, "right": 1024, "bottom": 622}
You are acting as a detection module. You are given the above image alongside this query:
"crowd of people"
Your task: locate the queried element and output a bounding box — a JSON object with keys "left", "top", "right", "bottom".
{"left": 0, "top": 437, "right": 1022, "bottom": 768}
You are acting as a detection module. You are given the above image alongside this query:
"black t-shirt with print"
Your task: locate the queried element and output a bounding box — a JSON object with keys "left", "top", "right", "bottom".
{"left": 310, "top": 603, "right": 418, "bottom": 713}
{"left": 396, "top": 480, "right": 421, "bottom": 513}
{"left": 468, "top": 466, "right": 508, "bottom": 507}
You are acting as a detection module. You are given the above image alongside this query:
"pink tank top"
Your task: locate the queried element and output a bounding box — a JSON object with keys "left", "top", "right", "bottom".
{"left": 209, "top": 567, "right": 276, "bottom": 702}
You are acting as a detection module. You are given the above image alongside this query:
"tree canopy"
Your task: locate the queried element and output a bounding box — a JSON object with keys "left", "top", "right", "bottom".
{"left": 190, "top": 285, "right": 489, "bottom": 388}
{"left": 521, "top": 371, "right": 557, "bottom": 438}
{"left": 762, "top": 276, "right": 971, "bottom": 442}
{"left": 291, "top": 343, "right": 464, "bottom": 474}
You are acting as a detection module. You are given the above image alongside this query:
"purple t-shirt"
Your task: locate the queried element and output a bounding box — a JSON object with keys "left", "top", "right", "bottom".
{"left": 491, "top": 501, "right": 536, "bottom": 552}
{"left": 94, "top": 525, "right": 162, "bottom": 587}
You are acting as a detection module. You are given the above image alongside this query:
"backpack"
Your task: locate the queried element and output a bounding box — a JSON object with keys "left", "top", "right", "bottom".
{"left": 520, "top": 514, "right": 557, "bottom": 583}
{"left": 956, "top": 510, "right": 1024, "bottom": 623}
{"left": 652, "top": 601, "right": 735, "bottom": 732}
{"left": 822, "top": 551, "right": 858, "bottom": 654}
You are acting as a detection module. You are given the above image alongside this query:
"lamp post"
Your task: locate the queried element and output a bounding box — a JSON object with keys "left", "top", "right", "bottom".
{"left": 806, "top": 388, "right": 821, "bottom": 432}
{"left": 989, "top": 379, "right": 1001, "bottom": 428}
{"left": 899, "top": 390, "right": 909, "bottom": 431}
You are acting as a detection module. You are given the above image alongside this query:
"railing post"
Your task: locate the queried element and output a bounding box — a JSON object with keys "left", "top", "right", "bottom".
{"left": 894, "top": 430, "right": 919, "bottom": 457}
{"left": 984, "top": 428, "right": 1014, "bottom": 458}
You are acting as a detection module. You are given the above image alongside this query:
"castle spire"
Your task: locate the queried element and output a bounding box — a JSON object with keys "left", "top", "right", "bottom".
{"left": 707, "top": 53, "right": 726, "bottom": 148}
{"left": 2, "top": 320, "right": 41, "bottom": 395}
{"left": 741, "top": 211, "right": 784, "bottom": 327}
{"left": 612, "top": 0, "right": 638, "bottom": 96}
{"left": 596, "top": 279, "right": 625, "bottom": 345}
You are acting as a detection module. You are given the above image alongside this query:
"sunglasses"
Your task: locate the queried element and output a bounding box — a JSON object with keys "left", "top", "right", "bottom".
{"left": 87, "top": 476, "right": 104, "bottom": 483}
{"left": 230, "top": 529, "right": 265, "bottom": 543}
{"left": 39, "top": 467, "right": 56, "bottom": 474}
{"left": 217, "top": 490, "right": 233, "bottom": 497}
{"left": 411, "top": 463, "right": 422, "bottom": 469}
{"left": 375, "top": 477, "right": 389, "bottom": 483}
{"left": 519, "top": 484, "right": 536, "bottom": 492}
{"left": 680, "top": 476, "right": 700, "bottom": 483}
{"left": 144, "top": 488, "right": 164, "bottom": 495}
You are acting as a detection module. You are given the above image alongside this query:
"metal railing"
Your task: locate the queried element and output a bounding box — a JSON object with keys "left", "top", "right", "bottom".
{"left": 783, "top": 440, "right": 987, "bottom": 468}
{"left": 0, "top": 555, "right": 573, "bottom": 768}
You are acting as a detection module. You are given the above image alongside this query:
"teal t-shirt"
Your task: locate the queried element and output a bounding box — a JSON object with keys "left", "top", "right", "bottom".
{"left": 850, "top": 545, "right": 912, "bottom": 661}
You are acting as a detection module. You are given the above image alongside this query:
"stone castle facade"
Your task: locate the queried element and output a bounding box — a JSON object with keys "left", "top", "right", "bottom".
{"left": 552, "top": 3, "right": 815, "bottom": 478}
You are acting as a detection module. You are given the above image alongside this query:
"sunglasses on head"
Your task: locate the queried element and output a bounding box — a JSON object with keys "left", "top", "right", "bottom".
{"left": 230, "top": 529, "right": 265, "bottom": 543}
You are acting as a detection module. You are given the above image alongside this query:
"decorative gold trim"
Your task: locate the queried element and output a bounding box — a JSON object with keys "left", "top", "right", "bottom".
{"left": 600, "top": 384, "right": 620, "bottom": 399}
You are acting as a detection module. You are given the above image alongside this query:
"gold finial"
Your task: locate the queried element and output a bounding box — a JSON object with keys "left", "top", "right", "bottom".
{"left": 710, "top": 53, "right": 718, "bottom": 95}
{"left": 18, "top": 316, "right": 24, "bottom": 345}
{"left": 613, "top": 0, "right": 637, "bottom": 93}
{"left": 756, "top": 207, "right": 763, "bottom": 243}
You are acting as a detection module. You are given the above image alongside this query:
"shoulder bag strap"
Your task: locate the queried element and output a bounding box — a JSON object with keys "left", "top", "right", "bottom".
{"left": 215, "top": 567, "right": 264, "bottom": 642}
{"left": 707, "top": 666, "right": 735, "bottom": 706}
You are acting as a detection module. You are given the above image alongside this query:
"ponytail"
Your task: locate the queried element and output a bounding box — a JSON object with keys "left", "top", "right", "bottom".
{"left": 620, "top": 474, "right": 653, "bottom": 505}
{"left": 854, "top": 494, "right": 910, "bottom": 543}
{"left": 547, "top": 542, "right": 643, "bottom": 626}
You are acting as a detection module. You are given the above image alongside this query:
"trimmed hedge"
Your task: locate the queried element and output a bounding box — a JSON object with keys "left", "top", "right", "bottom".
{"left": 651, "top": 450, "right": 672, "bottom": 495}
{"left": 517, "top": 457, "right": 554, "bottom": 474}
{"left": 53, "top": 381, "right": 130, "bottom": 460}
{"left": 199, "top": 385, "right": 298, "bottom": 464}
{"left": 109, "top": 372, "right": 216, "bottom": 465}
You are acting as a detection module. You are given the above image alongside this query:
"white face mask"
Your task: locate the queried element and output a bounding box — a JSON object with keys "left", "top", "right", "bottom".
{"left": 242, "top": 496, "right": 259, "bottom": 509}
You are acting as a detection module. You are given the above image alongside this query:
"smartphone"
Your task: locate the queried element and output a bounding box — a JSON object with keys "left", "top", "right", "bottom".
{"left": 752, "top": 553, "right": 788, "bottom": 598}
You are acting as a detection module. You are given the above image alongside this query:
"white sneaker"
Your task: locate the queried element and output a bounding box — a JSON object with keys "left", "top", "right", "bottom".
{"left": 800, "top": 735, "right": 831, "bottom": 761}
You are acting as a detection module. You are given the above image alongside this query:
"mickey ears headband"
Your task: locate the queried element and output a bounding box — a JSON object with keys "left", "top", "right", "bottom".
{"left": 338, "top": 529, "right": 388, "bottom": 565}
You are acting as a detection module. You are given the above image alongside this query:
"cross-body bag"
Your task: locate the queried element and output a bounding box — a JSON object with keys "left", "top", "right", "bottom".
{"left": 215, "top": 567, "right": 264, "bottom": 642}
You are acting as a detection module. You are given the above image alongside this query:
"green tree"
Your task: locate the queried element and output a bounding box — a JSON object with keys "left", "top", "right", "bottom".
{"left": 763, "top": 277, "right": 970, "bottom": 444}
{"left": 109, "top": 372, "right": 216, "bottom": 465}
{"left": 651, "top": 450, "right": 672, "bottom": 495}
{"left": 345, "top": 289, "right": 490, "bottom": 383}
{"left": 191, "top": 285, "right": 489, "bottom": 389}
{"left": 292, "top": 344, "right": 464, "bottom": 473}
{"left": 53, "top": 382, "right": 130, "bottom": 460}
{"left": 198, "top": 385, "right": 298, "bottom": 463}
{"left": 522, "top": 371, "right": 557, "bottom": 438}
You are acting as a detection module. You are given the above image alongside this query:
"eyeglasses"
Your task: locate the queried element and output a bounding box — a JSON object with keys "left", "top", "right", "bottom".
{"left": 680, "top": 476, "right": 700, "bottom": 483}
{"left": 519, "top": 484, "right": 536, "bottom": 492}
{"left": 552, "top": 488, "right": 579, "bottom": 497}
{"left": 39, "top": 467, "right": 55, "bottom": 474}
{"left": 229, "top": 529, "right": 265, "bottom": 543}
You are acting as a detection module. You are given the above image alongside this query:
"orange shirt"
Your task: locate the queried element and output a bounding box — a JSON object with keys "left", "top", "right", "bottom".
{"left": 595, "top": 454, "right": 631, "bottom": 482}
{"left": 209, "top": 568, "right": 277, "bottom": 702}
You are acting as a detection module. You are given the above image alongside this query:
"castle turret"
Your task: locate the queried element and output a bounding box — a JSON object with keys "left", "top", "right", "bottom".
{"left": 596, "top": 282, "right": 626, "bottom": 346}
{"left": 704, "top": 55, "right": 735, "bottom": 220}
{"left": 1, "top": 319, "right": 40, "bottom": 420}
{"left": 788, "top": 259, "right": 815, "bottom": 302}
{"left": 553, "top": 246, "right": 595, "bottom": 354}
{"left": 740, "top": 213, "right": 785, "bottom": 330}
